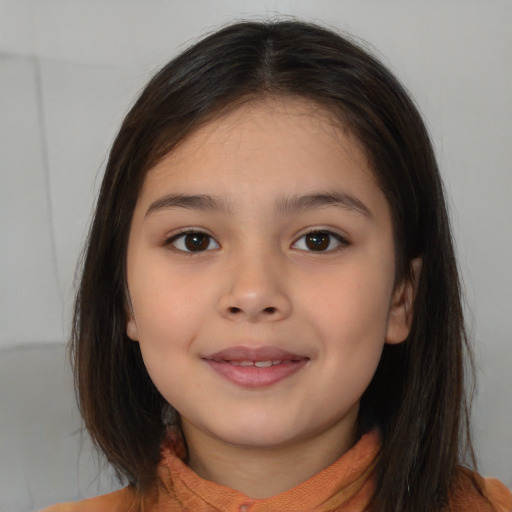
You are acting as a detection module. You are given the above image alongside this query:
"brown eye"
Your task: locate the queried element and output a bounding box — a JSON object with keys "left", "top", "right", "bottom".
{"left": 293, "top": 230, "right": 347, "bottom": 252}
{"left": 305, "top": 232, "right": 330, "bottom": 251}
{"left": 169, "top": 231, "right": 220, "bottom": 252}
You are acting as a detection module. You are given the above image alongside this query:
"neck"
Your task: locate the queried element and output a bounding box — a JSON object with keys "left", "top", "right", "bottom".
{"left": 180, "top": 411, "right": 358, "bottom": 499}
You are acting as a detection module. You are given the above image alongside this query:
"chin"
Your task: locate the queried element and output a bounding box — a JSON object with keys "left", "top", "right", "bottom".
{"left": 223, "top": 431, "right": 298, "bottom": 449}
{"left": 211, "top": 418, "right": 306, "bottom": 449}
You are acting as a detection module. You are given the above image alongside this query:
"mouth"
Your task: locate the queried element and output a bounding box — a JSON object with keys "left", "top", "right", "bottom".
{"left": 203, "top": 346, "right": 309, "bottom": 388}
{"left": 225, "top": 359, "right": 291, "bottom": 367}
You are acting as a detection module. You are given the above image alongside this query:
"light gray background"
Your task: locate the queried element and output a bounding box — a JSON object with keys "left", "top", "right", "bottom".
{"left": 1, "top": 1, "right": 511, "bottom": 510}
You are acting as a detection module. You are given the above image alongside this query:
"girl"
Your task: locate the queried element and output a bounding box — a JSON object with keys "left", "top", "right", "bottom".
{"left": 44, "top": 20, "right": 511, "bottom": 512}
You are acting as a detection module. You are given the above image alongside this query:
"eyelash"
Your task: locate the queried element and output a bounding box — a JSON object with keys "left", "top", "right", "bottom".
{"left": 292, "top": 230, "right": 349, "bottom": 253}
{"left": 165, "top": 230, "right": 220, "bottom": 254}
{"left": 164, "top": 229, "right": 349, "bottom": 254}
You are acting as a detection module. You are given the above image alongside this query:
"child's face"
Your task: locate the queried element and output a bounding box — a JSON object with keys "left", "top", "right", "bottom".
{"left": 126, "top": 97, "right": 412, "bottom": 453}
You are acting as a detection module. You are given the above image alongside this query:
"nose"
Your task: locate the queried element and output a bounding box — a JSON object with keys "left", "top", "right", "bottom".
{"left": 218, "top": 251, "right": 292, "bottom": 323}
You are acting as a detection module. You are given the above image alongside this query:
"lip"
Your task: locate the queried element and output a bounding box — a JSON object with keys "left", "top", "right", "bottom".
{"left": 203, "top": 346, "right": 309, "bottom": 388}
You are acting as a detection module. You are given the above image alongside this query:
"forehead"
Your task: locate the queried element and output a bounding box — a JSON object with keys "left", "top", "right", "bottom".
{"left": 136, "top": 96, "right": 384, "bottom": 217}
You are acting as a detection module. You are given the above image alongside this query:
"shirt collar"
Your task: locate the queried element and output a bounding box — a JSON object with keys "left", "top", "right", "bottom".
{"left": 147, "top": 429, "right": 380, "bottom": 512}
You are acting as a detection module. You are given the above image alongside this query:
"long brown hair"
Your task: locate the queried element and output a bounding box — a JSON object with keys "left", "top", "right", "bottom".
{"left": 72, "top": 20, "right": 477, "bottom": 511}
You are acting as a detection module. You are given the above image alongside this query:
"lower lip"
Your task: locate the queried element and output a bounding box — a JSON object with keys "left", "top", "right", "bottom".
{"left": 204, "top": 359, "right": 308, "bottom": 388}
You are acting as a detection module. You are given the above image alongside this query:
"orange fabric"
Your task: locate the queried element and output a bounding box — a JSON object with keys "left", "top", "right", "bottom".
{"left": 41, "top": 430, "right": 512, "bottom": 512}
{"left": 449, "top": 467, "right": 512, "bottom": 512}
{"left": 144, "top": 429, "right": 378, "bottom": 512}
{"left": 39, "top": 487, "right": 137, "bottom": 512}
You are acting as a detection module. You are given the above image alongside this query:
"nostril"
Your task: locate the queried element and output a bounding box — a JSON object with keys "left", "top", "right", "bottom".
{"left": 263, "top": 307, "right": 277, "bottom": 314}
{"left": 228, "top": 307, "right": 242, "bottom": 314}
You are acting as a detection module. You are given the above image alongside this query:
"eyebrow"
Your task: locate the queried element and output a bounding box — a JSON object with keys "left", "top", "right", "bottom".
{"left": 145, "top": 191, "right": 372, "bottom": 218}
{"left": 275, "top": 192, "right": 373, "bottom": 218}
{"left": 146, "top": 193, "right": 234, "bottom": 216}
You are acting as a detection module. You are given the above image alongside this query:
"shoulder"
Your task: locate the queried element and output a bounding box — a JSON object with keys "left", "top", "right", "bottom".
{"left": 450, "top": 467, "right": 512, "bottom": 512}
{"left": 38, "top": 487, "right": 138, "bottom": 512}
{"left": 481, "top": 477, "right": 512, "bottom": 512}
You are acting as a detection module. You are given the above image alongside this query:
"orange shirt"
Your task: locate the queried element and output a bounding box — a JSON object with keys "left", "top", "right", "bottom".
{"left": 42, "top": 430, "right": 512, "bottom": 512}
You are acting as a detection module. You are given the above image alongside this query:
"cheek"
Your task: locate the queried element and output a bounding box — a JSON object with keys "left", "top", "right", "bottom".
{"left": 297, "top": 256, "right": 395, "bottom": 385}
{"left": 131, "top": 273, "right": 208, "bottom": 407}
{"left": 132, "top": 292, "right": 202, "bottom": 349}
{"left": 304, "top": 264, "right": 394, "bottom": 341}
{"left": 128, "top": 252, "right": 214, "bottom": 338}
{"left": 307, "top": 277, "right": 390, "bottom": 414}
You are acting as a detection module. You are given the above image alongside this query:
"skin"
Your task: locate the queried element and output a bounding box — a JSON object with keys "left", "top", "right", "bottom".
{"left": 126, "top": 97, "right": 417, "bottom": 498}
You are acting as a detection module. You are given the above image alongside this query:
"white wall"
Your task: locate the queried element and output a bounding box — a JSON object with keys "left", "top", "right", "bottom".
{"left": 1, "top": 0, "right": 510, "bottom": 490}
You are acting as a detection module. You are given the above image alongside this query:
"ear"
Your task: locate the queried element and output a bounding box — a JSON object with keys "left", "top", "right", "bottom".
{"left": 125, "top": 285, "right": 139, "bottom": 341}
{"left": 385, "top": 258, "right": 422, "bottom": 345}
{"left": 126, "top": 313, "right": 139, "bottom": 341}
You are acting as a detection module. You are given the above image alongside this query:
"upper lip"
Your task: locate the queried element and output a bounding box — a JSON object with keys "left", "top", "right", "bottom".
{"left": 203, "top": 346, "right": 308, "bottom": 362}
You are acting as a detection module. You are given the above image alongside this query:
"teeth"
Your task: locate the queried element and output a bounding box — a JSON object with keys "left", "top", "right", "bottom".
{"left": 255, "top": 360, "right": 283, "bottom": 367}
{"left": 227, "top": 360, "right": 286, "bottom": 367}
{"left": 254, "top": 360, "right": 273, "bottom": 367}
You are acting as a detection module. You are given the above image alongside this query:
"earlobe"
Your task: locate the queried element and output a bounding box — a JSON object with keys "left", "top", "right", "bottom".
{"left": 385, "top": 258, "right": 422, "bottom": 345}
{"left": 126, "top": 314, "right": 139, "bottom": 341}
{"left": 126, "top": 313, "right": 139, "bottom": 341}
{"left": 125, "top": 286, "right": 139, "bottom": 341}
{"left": 126, "top": 296, "right": 139, "bottom": 341}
